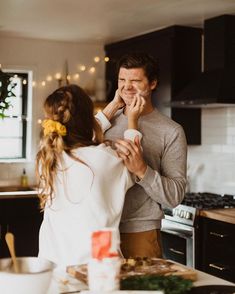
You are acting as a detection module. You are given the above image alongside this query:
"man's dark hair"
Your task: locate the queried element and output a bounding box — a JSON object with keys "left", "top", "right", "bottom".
{"left": 117, "top": 52, "right": 158, "bottom": 82}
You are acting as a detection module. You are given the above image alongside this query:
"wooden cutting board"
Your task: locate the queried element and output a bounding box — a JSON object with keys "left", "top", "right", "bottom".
{"left": 67, "top": 257, "right": 197, "bottom": 284}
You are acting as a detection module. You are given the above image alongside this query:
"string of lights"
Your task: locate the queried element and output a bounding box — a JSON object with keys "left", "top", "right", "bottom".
{"left": 32, "top": 56, "right": 110, "bottom": 88}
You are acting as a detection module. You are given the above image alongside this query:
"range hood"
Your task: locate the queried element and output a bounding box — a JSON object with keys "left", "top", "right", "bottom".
{"left": 171, "top": 15, "right": 235, "bottom": 108}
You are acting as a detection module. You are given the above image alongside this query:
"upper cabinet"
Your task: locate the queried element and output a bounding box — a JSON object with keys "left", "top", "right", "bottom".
{"left": 104, "top": 26, "right": 202, "bottom": 145}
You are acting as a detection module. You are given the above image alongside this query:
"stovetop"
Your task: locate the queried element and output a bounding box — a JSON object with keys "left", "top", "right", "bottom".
{"left": 182, "top": 192, "right": 235, "bottom": 209}
{"left": 163, "top": 192, "right": 235, "bottom": 226}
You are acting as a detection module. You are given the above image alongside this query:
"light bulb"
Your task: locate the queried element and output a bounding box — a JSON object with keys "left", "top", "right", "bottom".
{"left": 94, "top": 56, "right": 100, "bottom": 63}
{"left": 89, "top": 67, "right": 96, "bottom": 73}
{"left": 46, "top": 75, "right": 52, "bottom": 82}
{"left": 80, "top": 65, "right": 86, "bottom": 72}
{"left": 55, "top": 73, "right": 62, "bottom": 80}
{"left": 73, "top": 73, "right": 80, "bottom": 80}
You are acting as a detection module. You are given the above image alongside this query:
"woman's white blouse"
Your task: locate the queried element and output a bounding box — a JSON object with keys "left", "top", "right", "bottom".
{"left": 38, "top": 114, "right": 142, "bottom": 267}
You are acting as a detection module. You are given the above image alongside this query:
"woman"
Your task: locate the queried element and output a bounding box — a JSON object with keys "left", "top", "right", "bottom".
{"left": 36, "top": 84, "right": 144, "bottom": 266}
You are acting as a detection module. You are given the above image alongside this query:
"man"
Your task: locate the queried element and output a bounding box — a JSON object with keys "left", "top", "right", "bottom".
{"left": 102, "top": 52, "right": 187, "bottom": 258}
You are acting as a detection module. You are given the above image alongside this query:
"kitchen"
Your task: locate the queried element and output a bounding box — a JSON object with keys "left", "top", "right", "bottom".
{"left": 0, "top": 0, "right": 235, "bottom": 292}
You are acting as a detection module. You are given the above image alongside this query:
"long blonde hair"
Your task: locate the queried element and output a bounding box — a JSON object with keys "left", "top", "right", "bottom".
{"left": 36, "top": 84, "right": 103, "bottom": 209}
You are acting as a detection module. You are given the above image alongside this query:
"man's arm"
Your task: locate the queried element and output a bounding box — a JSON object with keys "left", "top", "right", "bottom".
{"left": 115, "top": 126, "right": 187, "bottom": 208}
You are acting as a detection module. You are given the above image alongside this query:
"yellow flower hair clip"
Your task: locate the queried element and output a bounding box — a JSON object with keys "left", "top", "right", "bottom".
{"left": 42, "top": 119, "right": 67, "bottom": 137}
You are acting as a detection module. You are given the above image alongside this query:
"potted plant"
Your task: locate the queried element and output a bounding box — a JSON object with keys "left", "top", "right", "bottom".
{"left": 0, "top": 68, "right": 16, "bottom": 118}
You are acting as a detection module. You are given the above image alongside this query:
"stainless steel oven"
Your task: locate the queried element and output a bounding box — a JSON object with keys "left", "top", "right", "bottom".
{"left": 161, "top": 192, "right": 235, "bottom": 269}
{"left": 161, "top": 205, "right": 197, "bottom": 268}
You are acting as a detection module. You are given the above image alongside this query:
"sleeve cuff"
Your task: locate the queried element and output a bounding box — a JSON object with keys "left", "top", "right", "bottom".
{"left": 124, "top": 129, "right": 142, "bottom": 142}
{"left": 135, "top": 165, "right": 157, "bottom": 186}
{"left": 95, "top": 111, "right": 112, "bottom": 132}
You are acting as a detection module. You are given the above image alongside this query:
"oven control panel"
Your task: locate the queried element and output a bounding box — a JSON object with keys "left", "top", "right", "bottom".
{"left": 174, "top": 208, "right": 192, "bottom": 219}
{"left": 163, "top": 204, "right": 197, "bottom": 226}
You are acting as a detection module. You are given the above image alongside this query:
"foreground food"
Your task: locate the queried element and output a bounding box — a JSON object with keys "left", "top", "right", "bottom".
{"left": 120, "top": 274, "right": 193, "bottom": 294}
{"left": 67, "top": 257, "right": 197, "bottom": 284}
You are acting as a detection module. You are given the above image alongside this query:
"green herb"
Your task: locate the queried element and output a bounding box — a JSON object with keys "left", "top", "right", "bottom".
{"left": 0, "top": 68, "right": 16, "bottom": 118}
{"left": 120, "top": 274, "right": 193, "bottom": 294}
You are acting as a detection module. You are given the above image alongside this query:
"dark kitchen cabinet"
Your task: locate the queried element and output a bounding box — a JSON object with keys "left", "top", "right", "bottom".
{"left": 0, "top": 196, "right": 43, "bottom": 258}
{"left": 198, "top": 217, "right": 235, "bottom": 282}
{"left": 105, "top": 26, "right": 202, "bottom": 145}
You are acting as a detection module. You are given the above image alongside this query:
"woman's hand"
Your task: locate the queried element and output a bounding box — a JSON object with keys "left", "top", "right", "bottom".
{"left": 101, "top": 90, "right": 125, "bottom": 121}
{"left": 128, "top": 94, "right": 146, "bottom": 129}
{"left": 112, "top": 89, "right": 125, "bottom": 109}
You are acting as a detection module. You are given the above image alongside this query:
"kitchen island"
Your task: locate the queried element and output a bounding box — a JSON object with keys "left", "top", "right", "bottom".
{"left": 47, "top": 266, "right": 235, "bottom": 294}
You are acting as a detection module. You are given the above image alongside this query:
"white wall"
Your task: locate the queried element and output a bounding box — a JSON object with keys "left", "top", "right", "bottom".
{"left": 188, "top": 108, "right": 235, "bottom": 195}
{"left": 0, "top": 36, "right": 105, "bottom": 186}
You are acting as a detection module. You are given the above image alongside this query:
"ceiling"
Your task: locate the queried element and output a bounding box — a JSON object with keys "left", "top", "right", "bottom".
{"left": 0, "top": 0, "right": 235, "bottom": 44}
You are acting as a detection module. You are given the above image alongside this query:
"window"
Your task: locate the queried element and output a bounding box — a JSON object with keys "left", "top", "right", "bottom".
{"left": 0, "top": 71, "right": 32, "bottom": 161}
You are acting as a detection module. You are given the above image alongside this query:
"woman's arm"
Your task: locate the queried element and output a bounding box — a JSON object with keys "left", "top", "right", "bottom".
{"left": 102, "top": 90, "right": 125, "bottom": 121}
{"left": 95, "top": 90, "right": 124, "bottom": 132}
{"left": 127, "top": 95, "right": 145, "bottom": 130}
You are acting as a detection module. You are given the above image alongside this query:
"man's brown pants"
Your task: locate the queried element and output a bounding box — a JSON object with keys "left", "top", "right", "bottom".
{"left": 120, "top": 229, "right": 163, "bottom": 258}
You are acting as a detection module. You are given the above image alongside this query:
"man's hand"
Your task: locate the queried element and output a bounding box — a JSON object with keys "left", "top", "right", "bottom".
{"left": 115, "top": 136, "right": 147, "bottom": 179}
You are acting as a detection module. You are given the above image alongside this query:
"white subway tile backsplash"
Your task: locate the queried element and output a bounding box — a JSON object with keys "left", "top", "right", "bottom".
{"left": 0, "top": 162, "right": 35, "bottom": 186}
{"left": 0, "top": 164, "right": 9, "bottom": 180}
{"left": 201, "top": 107, "right": 235, "bottom": 145}
{"left": 202, "top": 108, "right": 227, "bottom": 118}
{"left": 227, "top": 108, "right": 235, "bottom": 116}
{"left": 203, "top": 135, "right": 228, "bottom": 145}
{"left": 188, "top": 106, "right": 235, "bottom": 194}
{"left": 203, "top": 127, "right": 228, "bottom": 136}
{"left": 221, "top": 145, "right": 235, "bottom": 153}
{"left": 202, "top": 117, "right": 228, "bottom": 128}
{"left": 227, "top": 127, "right": 235, "bottom": 136}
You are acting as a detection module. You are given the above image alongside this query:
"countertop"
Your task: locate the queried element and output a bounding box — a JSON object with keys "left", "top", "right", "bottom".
{"left": 47, "top": 267, "right": 235, "bottom": 294}
{"left": 0, "top": 186, "right": 38, "bottom": 199}
{"left": 200, "top": 208, "right": 235, "bottom": 224}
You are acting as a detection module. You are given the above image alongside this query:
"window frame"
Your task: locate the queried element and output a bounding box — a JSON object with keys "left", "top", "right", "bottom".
{"left": 0, "top": 69, "right": 33, "bottom": 163}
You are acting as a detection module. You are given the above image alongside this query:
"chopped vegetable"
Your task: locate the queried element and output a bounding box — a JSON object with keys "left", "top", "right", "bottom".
{"left": 120, "top": 274, "right": 193, "bottom": 294}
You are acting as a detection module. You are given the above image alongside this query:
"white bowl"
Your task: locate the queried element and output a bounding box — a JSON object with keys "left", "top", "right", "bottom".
{"left": 0, "top": 257, "right": 54, "bottom": 294}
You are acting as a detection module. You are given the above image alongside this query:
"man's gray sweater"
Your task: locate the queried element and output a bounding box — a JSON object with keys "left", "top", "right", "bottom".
{"left": 104, "top": 108, "right": 187, "bottom": 233}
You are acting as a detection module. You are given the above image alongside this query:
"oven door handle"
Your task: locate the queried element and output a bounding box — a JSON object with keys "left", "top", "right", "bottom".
{"left": 161, "top": 228, "right": 192, "bottom": 239}
{"left": 169, "top": 248, "right": 185, "bottom": 256}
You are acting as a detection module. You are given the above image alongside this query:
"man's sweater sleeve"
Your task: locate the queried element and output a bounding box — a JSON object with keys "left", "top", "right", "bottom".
{"left": 137, "top": 126, "right": 187, "bottom": 208}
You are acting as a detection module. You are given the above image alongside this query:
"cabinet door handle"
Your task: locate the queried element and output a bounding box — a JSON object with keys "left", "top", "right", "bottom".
{"left": 209, "top": 263, "right": 228, "bottom": 271}
{"left": 209, "top": 231, "right": 228, "bottom": 238}
{"left": 169, "top": 248, "right": 185, "bottom": 255}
